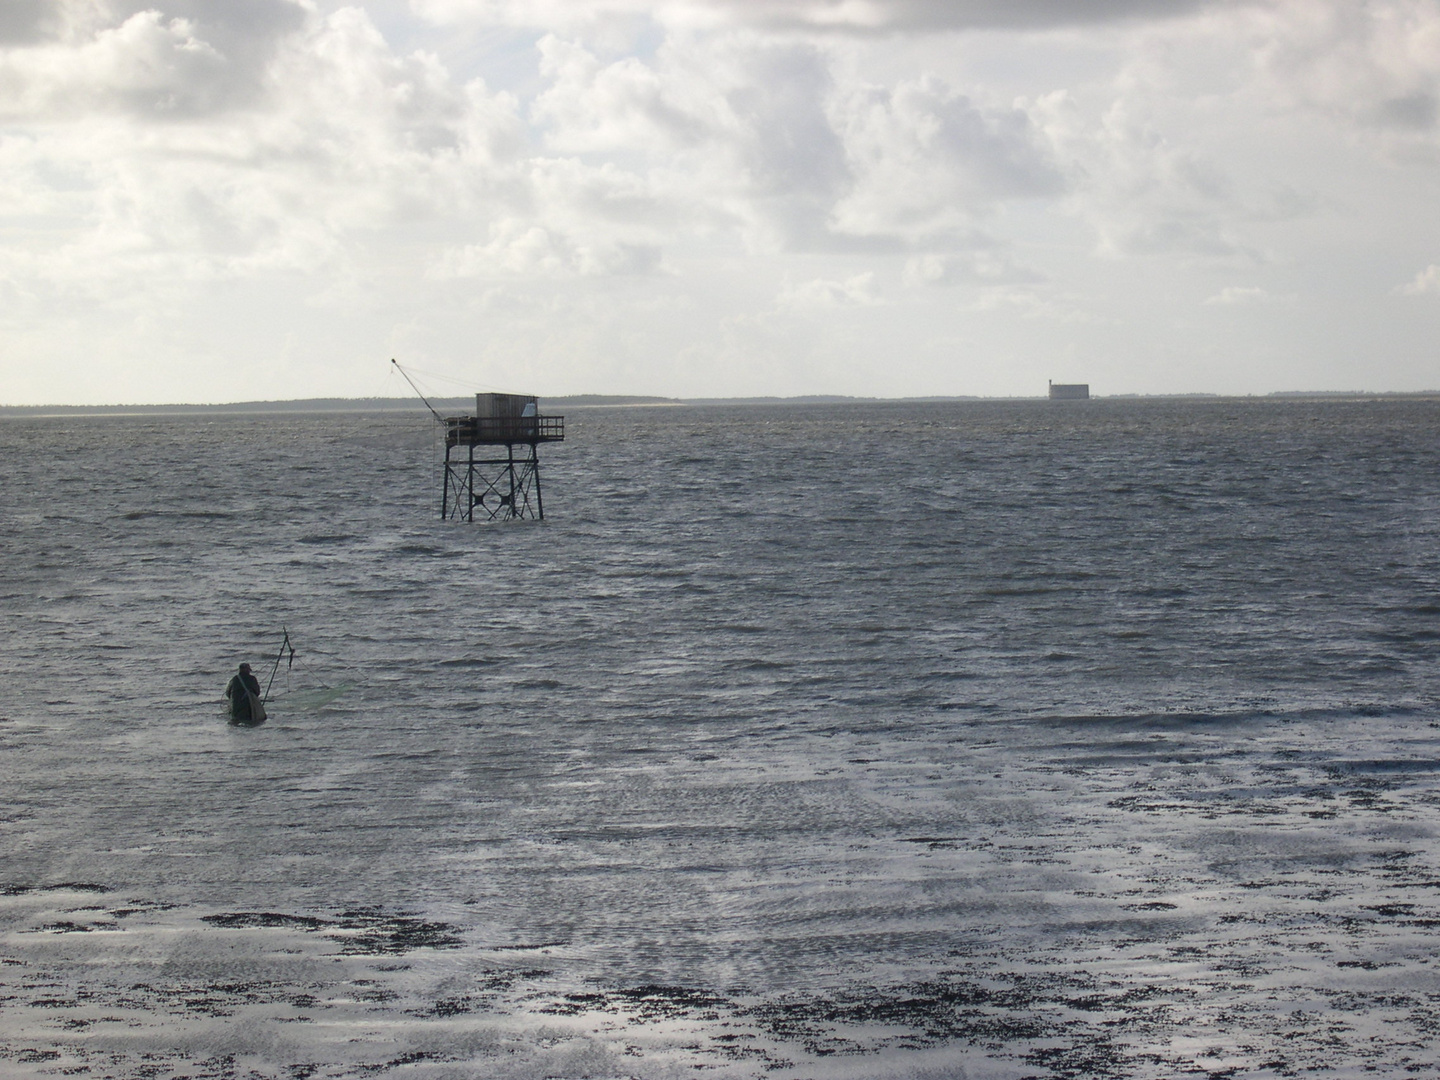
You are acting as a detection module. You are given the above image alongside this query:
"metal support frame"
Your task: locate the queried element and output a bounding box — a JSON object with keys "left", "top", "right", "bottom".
{"left": 442, "top": 440, "right": 545, "bottom": 521}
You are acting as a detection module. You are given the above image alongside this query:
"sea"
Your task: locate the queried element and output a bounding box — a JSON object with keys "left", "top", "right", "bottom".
{"left": 3, "top": 397, "right": 1440, "bottom": 1079}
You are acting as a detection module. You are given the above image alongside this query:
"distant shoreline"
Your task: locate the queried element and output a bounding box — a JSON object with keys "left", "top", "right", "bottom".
{"left": 2, "top": 390, "right": 1439, "bottom": 417}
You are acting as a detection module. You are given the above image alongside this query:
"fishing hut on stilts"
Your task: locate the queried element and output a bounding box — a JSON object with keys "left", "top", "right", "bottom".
{"left": 441, "top": 393, "right": 565, "bottom": 521}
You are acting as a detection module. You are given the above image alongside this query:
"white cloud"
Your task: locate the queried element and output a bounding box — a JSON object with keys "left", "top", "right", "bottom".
{"left": 524, "top": 34, "right": 1068, "bottom": 254}
{"left": 0, "top": 11, "right": 227, "bottom": 120}
{"left": 0, "top": 0, "right": 310, "bottom": 119}
{"left": 432, "top": 216, "right": 665, "bottom": 279}
{"left": 830, "top": 76, "right": 1064, "bottom": 244}
{"left": 413, "top": 0, "right": 1243, "bottom": 34}
{"left": 902, "top": 251, "right": 1041, "bottom": 287}
{"left": 1244, "top": 0, "right": 1440, "bottom": 153}
{"left": 1400, "top": 263, "right": 1440, "bottom": 294}
{"left": 531, "top": 34, "right": 721, "bottom": 154}
{"left": 0, "top": 5, "right": 533, "bottom": 290}
{"left": 1204, "top": 285, "right": 1271, "bottom": 304}
{"left": 970, "top": 287, "right": 1108, "bottom": 324}
{"left": 778, "top": 270, "right": 880, "bottom": 307}
{"left": 1036, "top": 89, "right": 1263, "bottom": 261}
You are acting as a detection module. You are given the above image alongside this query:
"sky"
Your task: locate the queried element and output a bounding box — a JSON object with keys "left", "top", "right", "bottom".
{"left": 2, "top": 0, "right": 1439, "bottom": 404}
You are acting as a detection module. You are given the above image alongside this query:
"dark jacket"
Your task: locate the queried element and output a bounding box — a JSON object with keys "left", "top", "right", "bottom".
{"left": 225, "top": 671, "right": 262, "bottom": 722}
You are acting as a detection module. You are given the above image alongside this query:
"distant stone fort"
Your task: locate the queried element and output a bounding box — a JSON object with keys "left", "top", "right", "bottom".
{"left": 1048, "top": 381, "right": 1090, "bottom": 400}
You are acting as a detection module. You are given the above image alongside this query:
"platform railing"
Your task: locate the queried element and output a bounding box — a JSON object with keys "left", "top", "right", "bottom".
{"left": 444, "top": 415, "right": 564, "bottom": 446}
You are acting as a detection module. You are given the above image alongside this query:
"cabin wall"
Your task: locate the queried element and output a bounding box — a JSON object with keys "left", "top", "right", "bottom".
{"left": 476, "top": 393, "right": 538, "bottom": 418}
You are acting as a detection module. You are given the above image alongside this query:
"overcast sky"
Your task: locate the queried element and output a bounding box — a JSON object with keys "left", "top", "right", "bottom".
{"left": 2, "top": 0, "right": 1439, "bottom": 403}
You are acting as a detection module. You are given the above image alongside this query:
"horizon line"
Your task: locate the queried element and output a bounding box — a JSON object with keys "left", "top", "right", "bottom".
{"left": 3, "top": 389, "right": 1440, "bottom": 414}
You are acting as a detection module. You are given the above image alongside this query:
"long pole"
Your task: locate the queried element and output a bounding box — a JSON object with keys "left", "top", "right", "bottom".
{"left": 263, "top": 627, "right": 292, "bottom": 703}
{"left": 441, "top": 442, "right": 451, "bottom": 520}
{"left": 391, "top": 358, "right": 446, "bottom": 423}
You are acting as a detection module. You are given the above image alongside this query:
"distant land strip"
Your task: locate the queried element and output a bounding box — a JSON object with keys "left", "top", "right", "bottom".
{"left": 2, "top": 391, "right": 1439, "bottom": 415}
{"left": 0, "top": 394, "right": 959, "bottom": 415}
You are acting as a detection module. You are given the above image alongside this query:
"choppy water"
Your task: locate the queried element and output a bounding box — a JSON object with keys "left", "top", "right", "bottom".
{"left": 4, "top": 398, "right": 1440, "bottom": 1078}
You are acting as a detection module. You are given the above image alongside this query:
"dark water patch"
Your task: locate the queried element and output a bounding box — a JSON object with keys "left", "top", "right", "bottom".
{"left": 1364, "top": 903, "right": 1419, "bottom": 917}
{"left": 296, "top": 533, "right": 354, "bottom": 545}
{"left": 1344, "top": 758, "right": 1440, "bottom": 774}
{"left": 414, "top": 996, "right": 472, "bottom": 1017}
{"left": 201, "top": 909, "right": 463, "bottom": 954}
{"left": 203, "top": 912, "right": 331, "bottom": 932}
{"left": 44, "top": 883, "right": 111, "bottom": 894}
{"left": 518, "top": 967, "right": 1215, "bottom": 1072}
{"left": 1336, "top": 959, "right": 1398, "bottom": 969}
{"left": 617, "top": 984, "right": 729, "bottom": 1020}
{"left": 901, "top": 836, "right": 962, "bottom": 849}
{"left": 1373, "top": 627, "right": 1440, "bottom": 642}
{"left": 332, "top": 909, "right": 464, "bottom": 954}
{"left": 14, "top": 1050, "right": 61, "bottom": 1063}
{"left": 120, "top": 509, "right": 234, "bottom": 521}
{"left": 1036, "top": 710, "right": 1262, "bottom": 730}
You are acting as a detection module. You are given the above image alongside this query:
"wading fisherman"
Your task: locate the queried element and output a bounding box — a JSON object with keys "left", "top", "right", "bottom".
{"left": 225, "top": 663, "right": 265, "bottom": 724}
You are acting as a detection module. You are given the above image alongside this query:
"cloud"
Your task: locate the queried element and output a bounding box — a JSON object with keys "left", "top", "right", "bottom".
{"left": 970, "top": 288, "right": 1107, "bottom": 323}
{"left": 831, "top": 75, "right": 1065, "bottom": 244}
{"left": 531, "top": 34, "right": 720, "bottom": 154}
{"left": 0, "top": 5, "right": 532, "bottom": 291}
{"left": 0, "top": 11, "right": 227, "bottom": 120}
{"left": 1399, "top": 264, "right": 1440, "bottom": 295}
{"left": 1033, "top": 87, "right": 1264, "bottom": 261}
{"left": 0, "top": 0, "right": 1286, "bottom": 310}
{"left": 902, "top": 251, "right": 1042, "bottom": 287}
{"left": 1, "top": 0, "right": 1243, "bottom": 308}
{"left": 1204, "top": 285, "right": 1272, "bottom": 304}
{"left": 0, "top": 0, "right": 307, "bottom": 120}
{"left": 431, "top": 218, "right": 664, "bottom": 278}
{"left": 414, "top": 0, "right": 1244, "bottom": 34}
{"left": 523, "top": 34, "right": 852, "bottom": 250}
{"left": 1245, "top": 0, "right": 1440, "bottom": 152}
{"left": 526, "top": 35, "right": 1067, "bottom": 255}
{"left": 778, "top": 270, "right": 880, "bottom": 307}
{"left": 683, "top": 0, "right": 1242, "bottom": 33}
